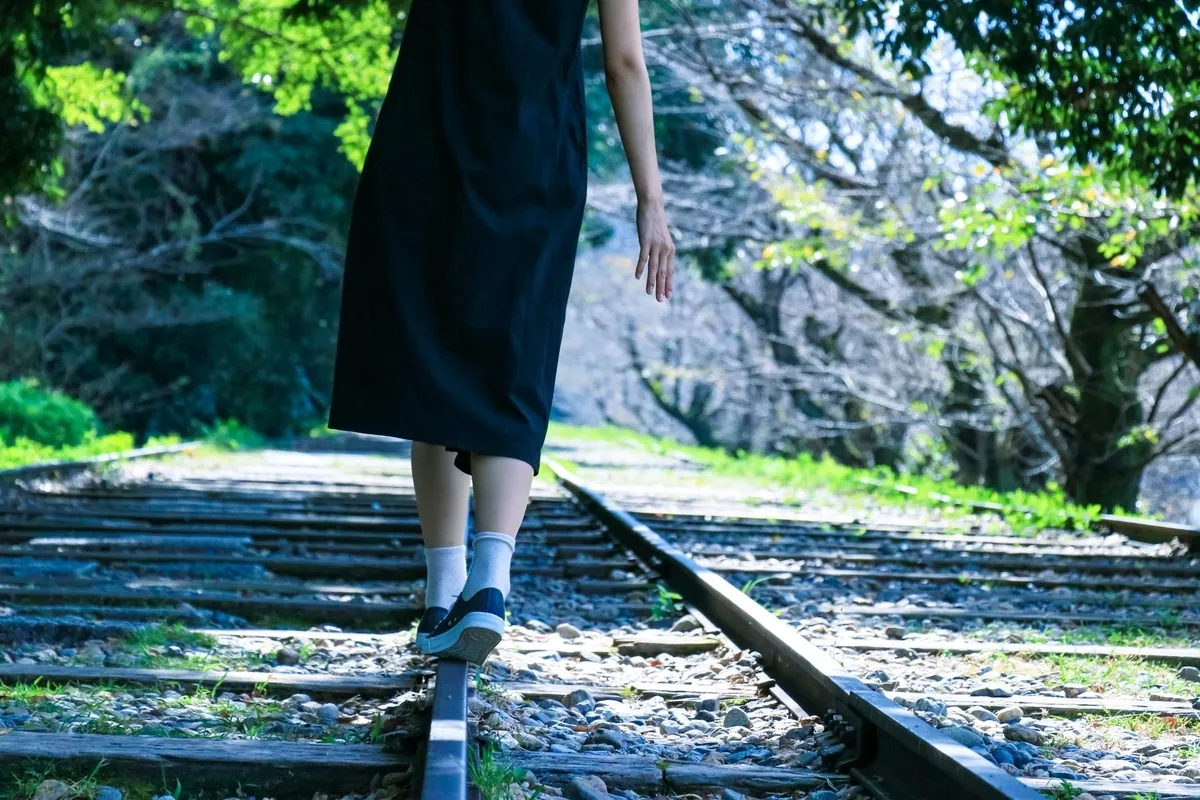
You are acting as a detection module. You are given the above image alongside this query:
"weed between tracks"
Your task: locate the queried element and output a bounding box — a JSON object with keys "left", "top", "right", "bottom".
{"left": 1086, "top": 713, "right": 1200, "bottom": 740}
{"left": 993, "top": 624, "right": 1199, "bottom": 649}
{"left": 469, "top": 743, "right": 542, "bottom": 800}
{"left": 649, "top": 585, "right": 683, "bottom": 621}
{"left": 988, "top": 652, "right": 1199, "bottom": 697}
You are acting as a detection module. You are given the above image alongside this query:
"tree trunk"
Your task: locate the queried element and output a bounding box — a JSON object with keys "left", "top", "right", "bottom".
{"left": 1060, "top": 263, "right": 1152, "bottom": 510}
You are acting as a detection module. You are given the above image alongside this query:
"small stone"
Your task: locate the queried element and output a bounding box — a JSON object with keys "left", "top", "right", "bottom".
{"left": 995, "top": 706, "right": 1024, "bottom": 723}
{"left": 695, "top": 710, "right": 716, "bottom": 722}
{"left": 723, "top": 707, "right": 752, "bottom": 728}
{"left": 968, "top": 706, "right": 999, "bottom": 723}
{"left": 884, "top": 625, "right": 907, "bottom": 640}
{"left": 586, "top": 728, "right": 625, "bottom": 750}
{"left": 95, "top": 788, "right": 123, "bottom": 800}
{"left": 556, "top": 623, "right": 583, "bottom": 640}
{"left": 721, "top": 790, "right": 748, "bottom": 800}
{"left": 562, "top": 689, "right": 596, "bottom": 713}
{"left": 514, "top": 732, "right": 546, "bottom": 751}
{"left": 382, "top": 772, "right": 408, "bottom": 787}
{"left": 33, "top": 781, "right": 70, "bottom": 800}
{"left": 913, "top": 697, "right": 947, "bottom": 717}
{"left": 276, "top": 647, "right": 301, "bottom": 666}
{"left": 1003, "top": 724, "right": 1045, "bottom": 745}
{"left": 942, "top": 727, "right": 986, "bottom": 748}
{"left": 698, "top": 698, "right": 719, "bottom": 713}
{"left": 566, "top": 775, "right": 609, "bottom": 800}
{"left": 284, "top": 693, "right": 312, "bottom": 706}
{"left": 1180, "top": 666, "right": 1200, "bottom": 683}
{"left": 670, "top": 615, "right": 702, "bottom": 633}
{"left": 781, "top": 725, "right": 814, "bottom": 744}
{"left": 317, "top": 703, "right": 341, "bottom": 724}
{"left": 808, "top": 792, "right": 838, "bottom": 800}
{"left": 1075, "top": 794, "right": 1097, "bottom": 800}
{"left": 525, "top": 619, "right": 552, "bottom": 633}
{"left": 1062, "top": 683, "right": 1088, "bottom": 698}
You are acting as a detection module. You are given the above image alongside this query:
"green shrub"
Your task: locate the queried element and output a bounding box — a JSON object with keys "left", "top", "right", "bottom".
{"left": 204, "top": 419, "right": 266, "bottom": 451}
{"left": 0, "top": 379, "right": 99, "bottom": 448}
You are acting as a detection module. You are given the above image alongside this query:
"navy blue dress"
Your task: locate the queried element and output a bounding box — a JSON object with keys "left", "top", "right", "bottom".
{"left": 328, "top": 0, "right": 590, "bottom": 474}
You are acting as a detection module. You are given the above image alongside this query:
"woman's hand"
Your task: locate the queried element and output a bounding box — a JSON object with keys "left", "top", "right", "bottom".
{"left": 636, "top": 199, "right": 675, "bottom": 302}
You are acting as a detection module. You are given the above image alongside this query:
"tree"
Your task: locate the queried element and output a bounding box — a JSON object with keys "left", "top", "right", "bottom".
{"left": 1, "top": 20, "right": 360, "bottom": 437}
{"left": 1, "top": 0, "right": 405, "bottom": 198}
{"left": 609, "top": 0, "right": 1200, "bottom": 509}
{"left": 836, "top": 0, "right": 1200, "bottom": 195}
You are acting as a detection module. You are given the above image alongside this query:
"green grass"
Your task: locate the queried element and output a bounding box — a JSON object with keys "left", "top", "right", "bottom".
{"left": 1013, "top": 625, "right": 1198, "bottom": 649}
{"left": 989, "top": 652, "right": 1198, "bottom": 697}
{"left": 546, "top": 422, "right": 1128, "bottom": 533}
{"left": 1046, "top": 781, "right": 1084, "bottom": 799}
{"left": 0, "top": 760, "right": 120, "bottom": 800}
{"left": 649, "top": 584, "right": 683, "bottom": 621}
{"left": 126, "top": 623, "right": 217, "bottom": 651}
{"left": 0, "top": 433, "right": 184, "bottom": 471}
{"left": 1088, "top": 713, "right": 1200, "bottom": 739}
{"left": 468, "top": 743, "right": 540, "bottom": 800}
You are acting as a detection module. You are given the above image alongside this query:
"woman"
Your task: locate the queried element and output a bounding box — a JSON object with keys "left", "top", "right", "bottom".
{"left": 328, "top": 0, "right": 674, "bottom": 664}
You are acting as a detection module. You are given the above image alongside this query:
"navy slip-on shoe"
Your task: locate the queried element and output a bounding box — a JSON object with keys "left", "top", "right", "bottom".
{"left": 415, "top": 606, "right": 449, "bottom": 654}
{"left": 424, "top": 588, "right": 505, "bottom": 664}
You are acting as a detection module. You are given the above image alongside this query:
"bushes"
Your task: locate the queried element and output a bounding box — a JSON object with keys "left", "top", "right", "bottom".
{"left": 0, "top": 380, "right": 99, "bottom": 448}
{"left": 0, "top": 379, "right": 166, "bottom": 470}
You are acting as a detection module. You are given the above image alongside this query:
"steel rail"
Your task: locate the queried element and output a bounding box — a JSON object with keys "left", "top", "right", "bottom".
{"left": 543, "top": 456, "right": 1043, "bottom": 800}
{"left": 0, "top": 442, "right": 202, "bottom": 484}
{"left": 421, "top": 658, "right": 469, "bottom": 800}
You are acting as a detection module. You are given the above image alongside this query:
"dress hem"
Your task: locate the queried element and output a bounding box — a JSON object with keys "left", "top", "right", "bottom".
{"left": 326, "top": 414, "right": 542, "bottom": 477}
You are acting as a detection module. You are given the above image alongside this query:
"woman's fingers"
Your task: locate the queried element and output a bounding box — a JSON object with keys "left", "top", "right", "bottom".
{"left": 645, "top": 246, "right": 659, "bottom": 295}
{"left": 664, "top": 248, "right": 675, "bottom": 299}
{"left": 635, "top": 244, "right": 649, "bottom": 281}
{"left": 654, "top": 247, "right": 667, "bottom": 301}
{"left": 658, "top": 247, "right": 673, "bottom": 301}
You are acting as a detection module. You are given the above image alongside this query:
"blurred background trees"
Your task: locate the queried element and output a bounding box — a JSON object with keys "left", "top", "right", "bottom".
{"left": 3, "top": 0, "right": 1199, "bottom": 512}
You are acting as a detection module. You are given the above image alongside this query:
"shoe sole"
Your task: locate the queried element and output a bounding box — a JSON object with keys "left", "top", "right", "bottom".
{"left": 425, "top": 612, "right": 504, "bottom": 664}
{"left": 415, "top": 632, "right": 430, "bottom": 654}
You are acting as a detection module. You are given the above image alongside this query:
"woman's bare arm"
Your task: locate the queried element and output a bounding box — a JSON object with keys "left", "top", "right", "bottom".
{"left": 598, "top": 0, "right": 674, "bottom": 302}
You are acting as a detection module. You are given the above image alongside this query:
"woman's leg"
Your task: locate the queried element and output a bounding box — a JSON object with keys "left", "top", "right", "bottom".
{"left": 425, "top": 453, "right": 532, "bottom": 663}
{"left": 411, "top": 441, "right": 470, "bottom": 610}
{"left": 460, "top": 454, "right": 534, "bottom": 600}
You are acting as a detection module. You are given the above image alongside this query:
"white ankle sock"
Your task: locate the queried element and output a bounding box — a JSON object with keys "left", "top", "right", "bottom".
{"left": 424, "top": 545, "right": 467, "bottom": 609}
{"left": 461, "top": 531, "right": 516, "bottom": 600}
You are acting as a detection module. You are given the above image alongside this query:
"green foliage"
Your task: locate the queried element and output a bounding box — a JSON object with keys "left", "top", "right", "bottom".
{"left": 935, "top": 157, "right": 1199, "bottom": 271}
{"left": 38, "top": 63, "right": 149, "bottom": 134}
{"left": 170, "top": 0, "right": 401, "bottom": 168}
{"left": 740, "top": 576, "right": 771, "bottom": 598}
{"left": 0, "top": 433, "right": 139, "bottom": 472}
{"left": 126, "top": 623, "right": 218, "bottom": 652}
{"left": 0, "top": 381, "right": 181, "bottom": 471}
{"left": 468, "top": 742, "right": 540, "bottom": 800}
{"left": 0, "top": 759, "right": 110, "bottom": 800}
{"left": 837, "top": 0, "right": 1200, "bottom": 195}
{"left": 0, "top": 0, "right": 409, "bottom": 194}
{"left": 203, "top": 419, "right": 266, "bottom": 451}
{"left": 0, "top": 380, "right": 99, "bottom": 448}
{"left": 650, "top": 584, "right": 684, "bottom": 621}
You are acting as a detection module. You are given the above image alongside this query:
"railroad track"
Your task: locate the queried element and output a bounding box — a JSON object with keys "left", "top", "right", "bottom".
{"left": 543, "top": 434, "right": 1200, "bottom": 800}
{"left": 2, "top": 435, "right": 1196, "bottom": 799}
